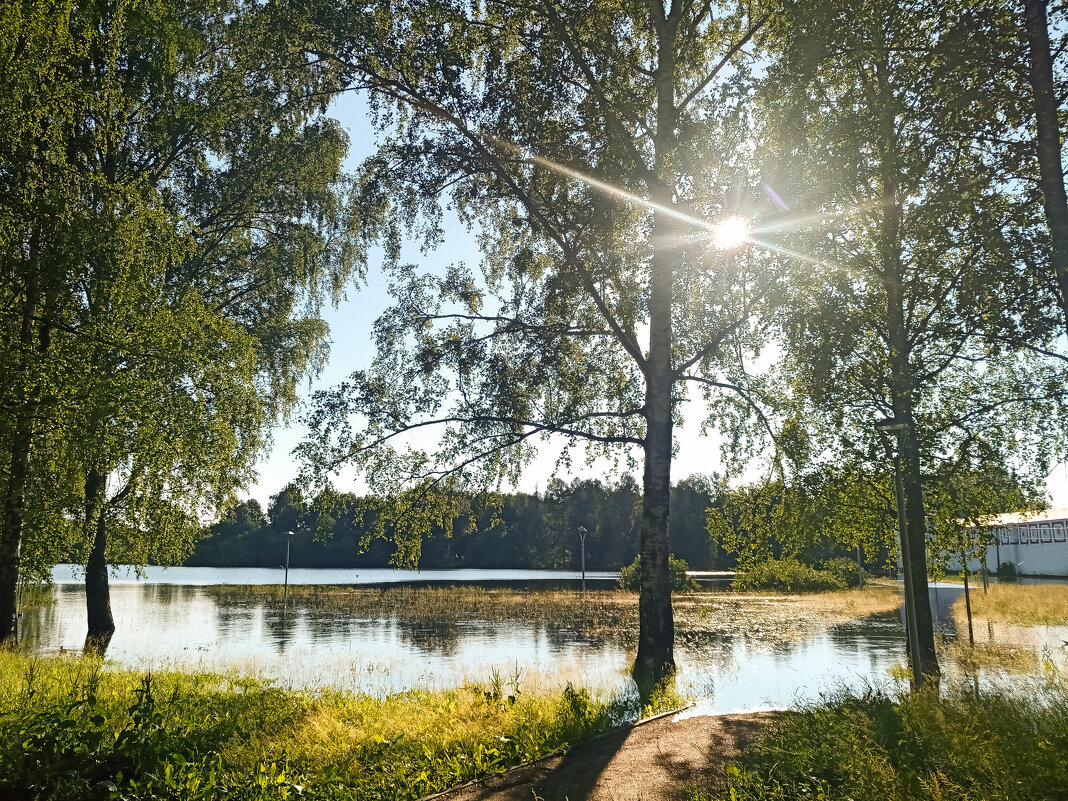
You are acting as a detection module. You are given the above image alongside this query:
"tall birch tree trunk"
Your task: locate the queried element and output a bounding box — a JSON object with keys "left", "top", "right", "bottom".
{"left": 0, "top": 233, "right": 41, "bottom": 643}
{"left": 1023, "top": 0, "right": 1068, "bottom": 334}
{"left": 84, "top": 468, "right": 115, "bottom": 646}
{"left": 635, "top": 7, "right": 680, "bottom": 687}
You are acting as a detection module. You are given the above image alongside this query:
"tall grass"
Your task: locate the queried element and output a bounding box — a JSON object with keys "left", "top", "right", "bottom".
{"left": 693, "top": 672, "right": 1068, "bottom": 801}
{"left": 953, "top": 583, "right": 1068, "bottom": 626}
{"left": 203, "top": 585, "right": 904, "bottom": 645}
{"left": 0, "top": 652, "right": 631, "bottom": 801}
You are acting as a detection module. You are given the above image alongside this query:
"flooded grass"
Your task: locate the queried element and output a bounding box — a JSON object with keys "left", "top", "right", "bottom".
{"left": 0, "top": 650, "right": 644, "bottom": 801}
{"left": 204, "top": 584, "right": 904, "bottom": 647}
{"left": 16, "top": 583, "right": 54, "bottom": 610}
{"left": 938, "top": 638, "right": 1045, "bottom": 674}
{"left": 693, "top": 670, "right": 1068, "bottom": 801}
{"left": 952, "top": 582, "right": 1068, "bottom": 626}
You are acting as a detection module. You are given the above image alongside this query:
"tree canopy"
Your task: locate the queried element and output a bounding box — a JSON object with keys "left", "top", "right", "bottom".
{"left": 0, "top": 0, "right": 361, "bottom": 642}
{"left": 288, "top": 0, "right": 787, "bottom": 686}
{"left": 753, "top": 0, "right": 1068, "bottom": 681}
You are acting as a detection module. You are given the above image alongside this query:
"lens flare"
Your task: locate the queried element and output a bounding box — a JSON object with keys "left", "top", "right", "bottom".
{"left": 711, "top": 216, "right": 750, "bottom": 251}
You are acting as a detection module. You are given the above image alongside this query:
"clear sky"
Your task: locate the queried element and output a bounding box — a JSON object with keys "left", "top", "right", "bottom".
{"left": 242, "top": 91, "right": 1068, "bottom": 511}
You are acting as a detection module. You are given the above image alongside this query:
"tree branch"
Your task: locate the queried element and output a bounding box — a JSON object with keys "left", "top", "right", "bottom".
{"left": 676, "top": 14, "right": 769, "bottom": 113}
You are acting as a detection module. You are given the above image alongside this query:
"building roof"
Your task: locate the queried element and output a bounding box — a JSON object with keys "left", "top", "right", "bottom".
{"left": 978, "top": 508, "right": 1068, "bottom": 526}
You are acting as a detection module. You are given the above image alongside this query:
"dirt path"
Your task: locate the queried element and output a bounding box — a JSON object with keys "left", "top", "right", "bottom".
{"left": 429, "top": 710, "right": 777, "bottom": 801}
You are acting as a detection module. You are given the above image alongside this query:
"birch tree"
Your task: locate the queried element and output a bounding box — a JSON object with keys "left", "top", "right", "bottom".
{"left": 290, "top": 0, "right": 780, "bottom": 685}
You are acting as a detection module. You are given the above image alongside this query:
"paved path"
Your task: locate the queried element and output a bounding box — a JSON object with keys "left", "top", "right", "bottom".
{"left": 431, "top": 711, "right": 777, "bottom": 801}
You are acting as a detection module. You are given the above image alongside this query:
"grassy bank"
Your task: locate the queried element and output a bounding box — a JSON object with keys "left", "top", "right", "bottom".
{"left": 694, "top": 674, "right": 1068, "bottom": 801}
{"left": 204, "top": 585, "right": 903, "bottom": 645}
{"left": 0, "top": 652, "right": 637, "bottom": 801}
{"left": 951, "top": 582, "right": 1068, "bottom": 626}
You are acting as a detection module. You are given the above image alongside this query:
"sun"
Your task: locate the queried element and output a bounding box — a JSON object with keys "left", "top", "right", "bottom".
{"left": 710, "top": 215, "right": 750, "bottom": 251}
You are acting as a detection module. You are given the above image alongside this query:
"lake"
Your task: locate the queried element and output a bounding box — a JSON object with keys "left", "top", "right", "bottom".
{"left": 49, "top": 563, "right": 622, "bottom": 587}
{"left": 20, "top": 566, "right": 934, "bottom": 715}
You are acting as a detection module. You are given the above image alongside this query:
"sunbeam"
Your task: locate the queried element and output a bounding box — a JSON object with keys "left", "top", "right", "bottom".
{"left": 711, "top": 216, "right": 750, "bottom": 250}
{"left": 752, "top": 198, "right": 881, "bottom": 236}
{"left": 486, "top": 133, "right": 716, "bottom": 231}
{"left": 484, "top": 131, "right": 846, "bottom": 270}
{"left": 750, "top": 238, "right": 830, "bottom": 267}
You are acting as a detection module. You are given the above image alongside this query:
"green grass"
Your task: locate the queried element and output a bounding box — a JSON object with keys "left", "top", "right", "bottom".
{"left": 0, "top": 651, "right": 635, "bottom": 801}
{"left": 692, "top": 673, "right": 1068, "bottom": 801}
{"left": 938, "top": 637, "right": 1044, "bottom": 674}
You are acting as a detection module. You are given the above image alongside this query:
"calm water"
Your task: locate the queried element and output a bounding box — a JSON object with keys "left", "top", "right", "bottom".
{"left": 21, "top": 567, "right": 926, "bottom": 715}
{"left": 49, "top": 564, "right": 621, "bottom": 586}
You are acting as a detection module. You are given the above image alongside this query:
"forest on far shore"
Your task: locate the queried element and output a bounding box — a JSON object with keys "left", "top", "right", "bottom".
{"left": 187, "top": 476, "right": 734, "bottom": 572}
{"left": 187, "top": 472, "right": 904, "bottom": 574}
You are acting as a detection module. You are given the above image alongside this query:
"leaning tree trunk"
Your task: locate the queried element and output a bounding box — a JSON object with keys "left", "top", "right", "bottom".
{"left": 897, "top": 402, "right": 940, "bottom": 682}
{"left": 0, "top": 409, "right": 34, "bottom": 643}
{"left": 634, "top": 15, "right": 680, "bottom": 690}
{"left": 887, "top": 295, "right": 940, "bottom": 684}
{"left": 84, "top": 469, "right": 115, "bottom": 648}
{"left": 879, "top": 60, "right": 939, "bottom": 686}
{"left": 0, "top": 235, "right": 41, "bottom": 644}
{"left": 1023, "top": 0, "right": 1068, "bottom": 334}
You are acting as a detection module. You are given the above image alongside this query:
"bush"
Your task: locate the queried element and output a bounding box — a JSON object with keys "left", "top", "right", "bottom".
{"left": 617, "top": 554, "right": 698, "bottom": 592}
{"left": 821, "top": 556, "right": 865, "bottom": 588}
{"left": 997, "top": 561, "right": 1018, "bottom": 581}
{"left": 733, "top": 558, "right": 846, "bottom": 592}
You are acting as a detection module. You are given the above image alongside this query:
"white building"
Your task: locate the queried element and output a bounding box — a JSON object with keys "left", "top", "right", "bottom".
{"left": 958, "top": 508, "right": 1068, "bottom": 577}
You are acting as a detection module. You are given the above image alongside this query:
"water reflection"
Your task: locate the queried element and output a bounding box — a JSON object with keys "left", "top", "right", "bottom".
{"left": 83, "top": 631, "right": 113, "bottom": 657}
{"left": 20, "top": 582, "right": 924, "bottom": 713}
{"left": 264, "top": 608, "right": 298, "bottom": 654}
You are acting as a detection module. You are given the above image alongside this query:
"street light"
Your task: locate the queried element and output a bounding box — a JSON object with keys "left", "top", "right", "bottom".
{"left": 577, "top": 526, "right": 588, "bottom": 592}
{"left": 875, "top": 416, "right": 923, "bottom": 689}
{"left": 284, "top": 530, "right": 294, "bottom": 604}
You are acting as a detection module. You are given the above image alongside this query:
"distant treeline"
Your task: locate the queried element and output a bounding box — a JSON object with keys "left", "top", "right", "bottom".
{"left": 187, "top": 476, "right": 732, "bottom": 571}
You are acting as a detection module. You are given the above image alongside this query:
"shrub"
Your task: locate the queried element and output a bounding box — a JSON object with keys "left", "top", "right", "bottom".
{"left": 617, "top": 555, "right": 698, "bottom": 592}
{"left": 821, "top": 556, "right": 865, "bottom": 588}
{"left": 997, "top": 561, "right": 1018, "bottom": 581}
{"left": 733, "top": 558, "right": 846, "bottom": 592}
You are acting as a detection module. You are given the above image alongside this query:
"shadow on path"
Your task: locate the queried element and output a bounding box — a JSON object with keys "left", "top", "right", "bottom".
{"left": 432, "top": 710, "right": 776, "bottom": 801}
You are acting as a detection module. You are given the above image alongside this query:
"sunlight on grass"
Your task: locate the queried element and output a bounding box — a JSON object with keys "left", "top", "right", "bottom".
{"left": 692, "top": 668, "right": 1068, "bottom": 801}
{"left": 0, "top": 650, "right": 638, "bottom": 801}
{"left": 953, "top": 582, "right": 1068, "bottom": 626}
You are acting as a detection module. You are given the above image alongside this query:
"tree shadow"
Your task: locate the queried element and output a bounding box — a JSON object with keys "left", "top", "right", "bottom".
{"left": 442, "top": 710, "right": 779, "bottom": 801}
{"left": 454, "top": 724, "right": 634, "bottom": 801}
{"left": 646, "top": 713, "right": 774, "bottom": 795}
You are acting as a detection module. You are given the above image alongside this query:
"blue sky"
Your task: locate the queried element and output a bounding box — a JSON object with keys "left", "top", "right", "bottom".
{"left": 242, "top": 91, "right": 1068, "bottom": 510}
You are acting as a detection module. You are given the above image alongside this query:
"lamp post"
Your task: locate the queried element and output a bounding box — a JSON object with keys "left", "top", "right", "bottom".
{"left": 875, "top": 417, "right": 923, "bottom": 689}
{"left": 283, "top": 530, "right": 294, "bottom": 604}
{"left": 856, "top": 543, "right": 864, "bottom": 589}
{"left": 577, "top": 526, "right": 588, "bottom": 592}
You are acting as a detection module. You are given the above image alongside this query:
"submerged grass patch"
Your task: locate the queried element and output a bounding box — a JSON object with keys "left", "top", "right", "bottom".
{"left": 693, "top": 672, "right": 1068, "bottom": 801}
{"left": 0, "top": 651, "right": 631, "bottom": 801}
{"left": 951, "top": 582, "right": 1068, "bottom": 626}
{"left": 16, "top": 583, "right": 54, "bottom": 611}
{"left": 205, "top": 584, "right": 904, "bottom": 647}
{"left": 938, "top": 637, "right": 1045, "bottom": 674}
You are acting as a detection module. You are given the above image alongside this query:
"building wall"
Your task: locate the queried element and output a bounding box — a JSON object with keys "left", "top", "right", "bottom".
{"left": 949, "top": 518, "right": 1068, "bottom": 577}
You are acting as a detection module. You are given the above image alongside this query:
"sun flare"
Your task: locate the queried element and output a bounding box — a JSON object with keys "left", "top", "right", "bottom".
{"left": 711, "top": 215, "right": 750, "bottom": 251}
